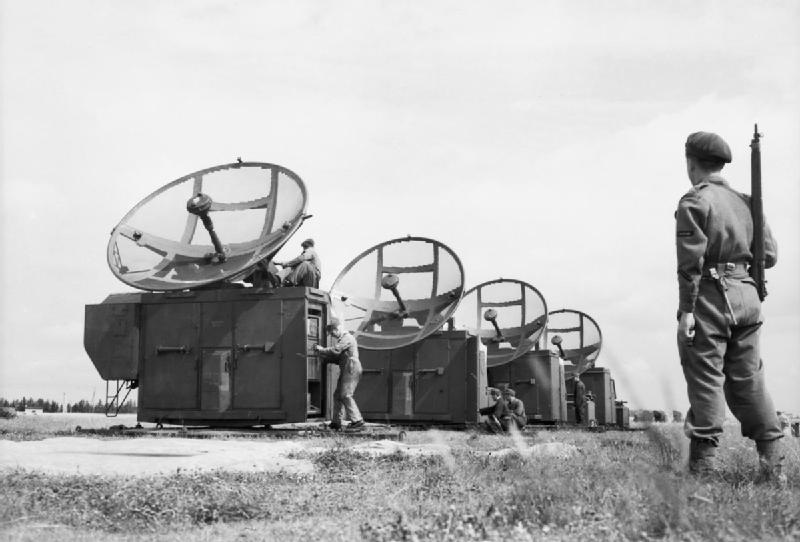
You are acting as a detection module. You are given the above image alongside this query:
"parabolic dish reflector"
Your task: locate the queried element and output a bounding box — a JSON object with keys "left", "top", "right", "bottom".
{"left": 547, "top": 309, "right": 602, "bottom": 376}
{"left": 453, "top": 279, "right": 548, "bottom": 367}
{"left": 329, "top": 237, "right": 465, "bottom": 350}
{"left": 107, "top": 162, "right": 307, "bottom": 291}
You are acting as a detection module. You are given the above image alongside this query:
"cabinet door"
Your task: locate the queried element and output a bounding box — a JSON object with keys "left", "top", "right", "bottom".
{"left": 355, "top": 350, "right": 391, "bottom": 413}
{"left": 201, "top": 349, "right": 232, "bottom": 412}
{"left": 414, "top": 339, "right": 450, "bottom": 414}
{"left": 231, "top": 300, "right": 282, "bottom": 409}
{"left": 141, "top": 303, "right": 200, "bottom": 409}
{"left": 511, "top": 357, "right": 540, "bottom": 417}
{"left": 201, "top": 302, "right": 233, "bottom": 347}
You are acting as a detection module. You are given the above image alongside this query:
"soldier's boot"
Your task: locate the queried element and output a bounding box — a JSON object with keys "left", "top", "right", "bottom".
{"left": 688, "top": 439, "right": 718, "bottom": 475}
{"left": 756, "top": 439, "right": 787, "bottom": 485}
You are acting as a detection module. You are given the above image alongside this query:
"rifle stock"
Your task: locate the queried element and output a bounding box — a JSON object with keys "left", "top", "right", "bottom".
{"left": 750, "top": 124, "right": 767, "bottom": 301}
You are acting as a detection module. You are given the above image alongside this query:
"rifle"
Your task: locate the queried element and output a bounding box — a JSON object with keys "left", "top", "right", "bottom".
{"left": 750, "top": 124, "right": 767, "bottom": 301}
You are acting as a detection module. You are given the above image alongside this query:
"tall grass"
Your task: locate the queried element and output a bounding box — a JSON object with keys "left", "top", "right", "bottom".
{"left": 1, "top": 424, "right": 798, "bottom": 541}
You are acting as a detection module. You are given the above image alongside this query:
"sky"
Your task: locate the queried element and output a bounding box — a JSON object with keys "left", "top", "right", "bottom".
{"left": 1, "top": 0, "right": 798, "bottom": 413}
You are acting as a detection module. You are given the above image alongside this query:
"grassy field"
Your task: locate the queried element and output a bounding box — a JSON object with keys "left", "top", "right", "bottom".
{"left": 1, "top": 415, "right": 798, "bottom": 541}
{"left": 0, "top": 413, "right": 142, "bottom": 441}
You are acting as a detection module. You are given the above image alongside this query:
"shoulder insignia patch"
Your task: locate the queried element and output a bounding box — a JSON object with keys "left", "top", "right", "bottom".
{"left": 677, "top": 231, "right": 693, "bottom": 237}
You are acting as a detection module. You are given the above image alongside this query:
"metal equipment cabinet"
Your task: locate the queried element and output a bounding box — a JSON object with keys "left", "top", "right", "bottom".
{"left": 85, "top": 286, "right": 330, "bottom": 426}
{"left": 487, "top": 350, "right": 567, "bottom": 424}
{"left": 355, "top": 330, "right": 488, "bottom": 425}
{"left": 580, "top": 367, "right": 617, "bottom": 426}
{"left": 616, "top": 401, "right": 630, "bottom": 428}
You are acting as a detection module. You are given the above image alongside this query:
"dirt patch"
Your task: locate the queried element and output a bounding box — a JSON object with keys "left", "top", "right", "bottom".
{"left": 0, "top": 437, "right": 315, "bottom": 476}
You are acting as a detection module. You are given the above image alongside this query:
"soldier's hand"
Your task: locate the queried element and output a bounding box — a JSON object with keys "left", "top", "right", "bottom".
{"left": 678, "top": 312, "right": 695, "bottom": 345}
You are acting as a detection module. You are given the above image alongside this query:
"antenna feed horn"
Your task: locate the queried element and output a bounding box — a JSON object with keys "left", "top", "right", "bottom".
{"left": 483, "top": 309, "right": 505, "bottom": 343}
{"left": 381, "top": 274, "right": 408, "bottom": 318}
{"left": 186, "top": 192, "right": 226, "bottom": 263}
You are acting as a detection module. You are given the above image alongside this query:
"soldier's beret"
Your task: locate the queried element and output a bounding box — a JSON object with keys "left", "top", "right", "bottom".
{"left": 685, "top": 131, "right": 732, "bottom": 163}
{"left": 301, "top": 238, "right": 315, "bottom": 248}
{"left": 326, "top": 316, "right": 341, "bottom": 329}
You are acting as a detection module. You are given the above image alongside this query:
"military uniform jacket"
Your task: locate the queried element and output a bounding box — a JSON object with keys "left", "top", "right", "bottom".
{"left": 479, "top": 399, "right": 508, "bottom": 418}
{"left": 285, "top": 247, "right": 322, "bottom": 276}
{"left": 506, "top": 397, "right": 527, "bottom": 423}
{"left": 318, "top": 332, "right": 360, "bottom": 370}
{"left": 675, "top": 174, "right": 777, "bottom": 314}
{"left": 573, "top": 379, "right": 586, "bottom": 406}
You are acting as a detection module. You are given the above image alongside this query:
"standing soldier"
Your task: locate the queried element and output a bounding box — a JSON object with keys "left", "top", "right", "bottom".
{"left": 315, "top": 317, "right": 364, "bottom": 430}
{"left": 573, "top": 373, "right": 586, "bottom": 425}
{"left": 675, "top": 131, "right": 784, "bottom": 480}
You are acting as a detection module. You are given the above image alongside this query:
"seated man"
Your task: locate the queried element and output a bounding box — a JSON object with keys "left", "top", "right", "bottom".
{"left": 501, "top": 388, "right": 527, "bottom": 430}
{"left": 276, "top": 238, "right": 321, "bottom": 287}
{"left": 479, "top": 388, "right": 508, "bottom": 433}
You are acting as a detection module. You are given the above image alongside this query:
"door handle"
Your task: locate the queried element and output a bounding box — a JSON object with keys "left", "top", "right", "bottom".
{"left": 236, "top": 342, "right": 275, "bottom": 353}
{"left": 156, "top": 345, "right": 190, "bottom": 354}
{"left": 417, "top": 368, "right": 445, "bottom": 376}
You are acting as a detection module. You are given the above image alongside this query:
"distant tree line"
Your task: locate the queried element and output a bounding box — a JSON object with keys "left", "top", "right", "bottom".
{"left": 0, "top": 397, "right": 137, "bottom": 414}
{"left": 630, "top": 409, "right": 681, "bottom": 423}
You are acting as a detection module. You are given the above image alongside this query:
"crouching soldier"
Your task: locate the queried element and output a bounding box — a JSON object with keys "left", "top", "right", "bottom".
{"left": 502, "top": 388, "right": 527, "bottom": 431}
{"left": 479, "top": 388, "right": 507, "bottom": 433}
{"left": 315, "top": 317, "right": 364, "bottom": 430}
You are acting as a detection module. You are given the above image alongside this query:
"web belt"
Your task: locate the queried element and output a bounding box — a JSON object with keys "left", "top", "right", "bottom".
{"left": 702, "top": 262, "right": 749, "bottom": 326}
{"left": 701, "top": 262, "right": 749, "bottom": 278}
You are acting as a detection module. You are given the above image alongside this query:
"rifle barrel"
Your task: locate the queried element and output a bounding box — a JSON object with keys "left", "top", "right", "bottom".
{"left": 750, "top": 124, "right": 767, "bottom": 301}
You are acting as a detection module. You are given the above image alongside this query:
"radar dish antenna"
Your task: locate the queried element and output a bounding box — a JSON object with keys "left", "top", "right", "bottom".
{"left": 329, "top": 237, "right": 465, "bottom": 350}
{"left": 547, "top": 308, "right": 602, "bottom": 377}
{"left": 453, "top": 279, "right": 548, "bottom": 367}
{"left": 107, "top": 162, "right": 308, "bottom": 291}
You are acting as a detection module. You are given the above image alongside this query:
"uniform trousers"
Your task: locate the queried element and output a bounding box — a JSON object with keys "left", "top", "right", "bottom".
{"left": 285, "top": 261, "right": 320, "bottom": 288}
{"left": 332, "top": 359, "right": 363, "bottom": 425}
{"left": 574, "top": 401, "right": 584, "bottom": 424}
{"left": 678, "top": 272, "right": 782, "bottom": 445}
